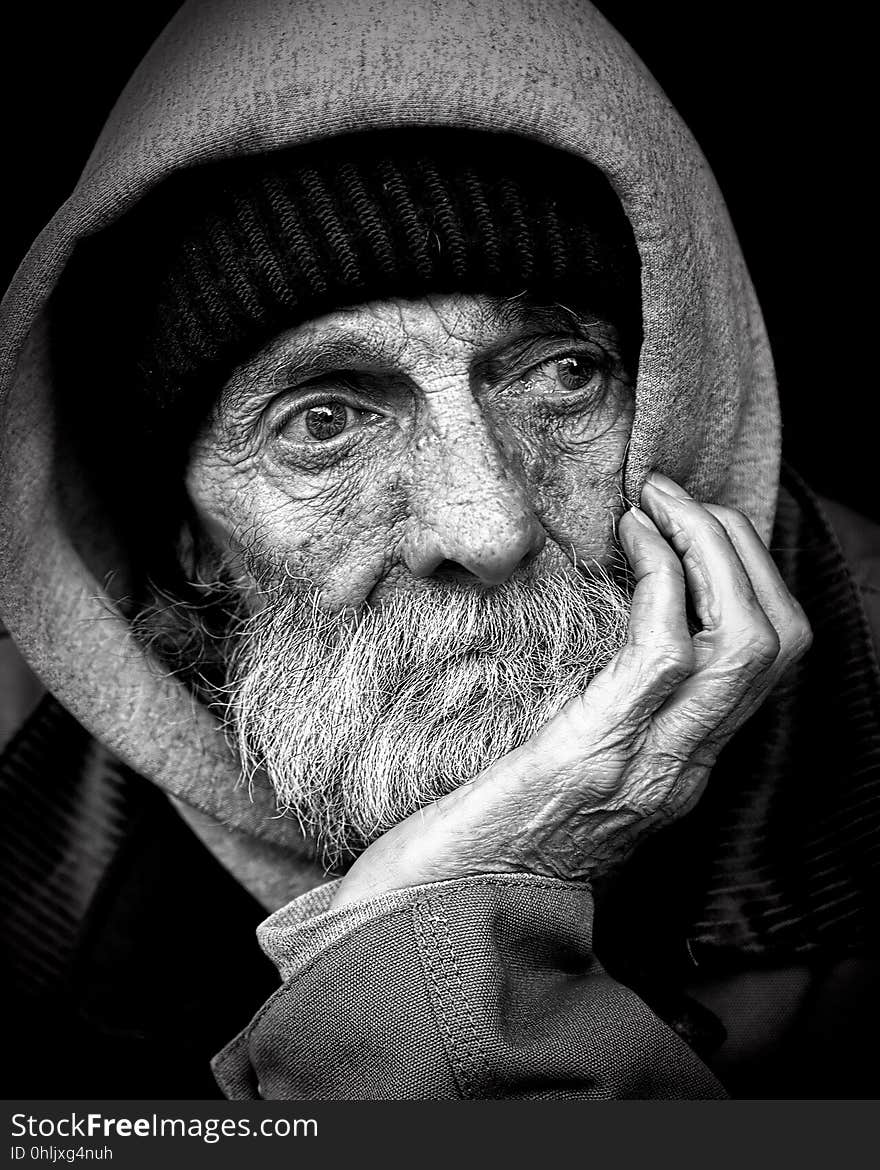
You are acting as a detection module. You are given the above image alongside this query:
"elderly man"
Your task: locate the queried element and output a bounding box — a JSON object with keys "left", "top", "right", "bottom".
{"left": 2, "top": 0, "right": 879, "bottom": 1100}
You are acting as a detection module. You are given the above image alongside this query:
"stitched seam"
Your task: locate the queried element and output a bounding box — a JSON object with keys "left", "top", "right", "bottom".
{"left": 412, "top": 899, "right": 473, "bottom": 1098}
{"left": 245, "top": 877, "right": 592, "bottom": 1039}
{"left": 412, "top": 894, "right": 495, "bottom": 1099}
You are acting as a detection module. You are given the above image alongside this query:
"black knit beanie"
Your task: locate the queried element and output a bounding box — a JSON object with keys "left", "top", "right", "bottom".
{"left": 57, "top": 129, "right": 640, "bottom": 454}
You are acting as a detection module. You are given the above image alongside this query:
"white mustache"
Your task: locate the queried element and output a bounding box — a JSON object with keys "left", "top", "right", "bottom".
{"left": 224, "top": 565, "right": 632, "bottom": 868}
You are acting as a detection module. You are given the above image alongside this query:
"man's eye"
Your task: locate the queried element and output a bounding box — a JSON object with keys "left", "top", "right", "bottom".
{"left": 519, "top": 353, "right": 603, "bottom": 396}
{"left": 280, "top": 400, "right": 371, "bottom": 443}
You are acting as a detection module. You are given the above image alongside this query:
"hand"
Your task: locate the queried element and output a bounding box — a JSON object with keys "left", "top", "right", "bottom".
{"left": 331, "top": 472, "right": 812, "bottom": 909}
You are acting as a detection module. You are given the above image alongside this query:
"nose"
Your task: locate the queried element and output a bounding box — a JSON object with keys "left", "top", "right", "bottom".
{"left": 405, "top": 503, "right": 545, "bottom": 585}
{"left": 401, "top": 416, "right": 545, "bottom": 587}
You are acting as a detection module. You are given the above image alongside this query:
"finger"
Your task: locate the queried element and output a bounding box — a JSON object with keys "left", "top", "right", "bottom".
{"left": 640, "top": 473, "right": 780, "bottom": 672}
{"left": 637, "top": 474, "right": 785, "bottom": 753}
{"left": 574, "top": 507, "right": 694, "bottom": 720}
{"left": 617, "top": 506, "right": 691, "bottom": 652}
{"left": 703, "top": 504, "right": 812, "bottom": 665}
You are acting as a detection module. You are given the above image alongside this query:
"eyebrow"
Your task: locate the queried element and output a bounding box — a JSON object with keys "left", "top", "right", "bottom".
{"left": 220, "top": 325, "right": 406, "bottom": 413}
{"left": 268, "top": 330, "right": 404, "bottom": 386}
{"left": 473, "top": 301, "right": 617, "bottom": 383}
{"left": 474, "top": 332, "right": 598, "bottom": 387}
{"left": 501, "top": 298, "right": 608, "bottom": 334}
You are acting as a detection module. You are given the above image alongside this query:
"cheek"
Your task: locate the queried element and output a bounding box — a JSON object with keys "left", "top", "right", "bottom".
{"left": 515, "top": 398, "right": 634, "bottom": 561}
{"left": 213, "top": 455, "right": 411, "bottom": 608}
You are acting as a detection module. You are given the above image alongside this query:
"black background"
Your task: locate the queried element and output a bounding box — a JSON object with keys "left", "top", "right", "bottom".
{"left": 2, "top": 2, "right": 874, "bottom": 517}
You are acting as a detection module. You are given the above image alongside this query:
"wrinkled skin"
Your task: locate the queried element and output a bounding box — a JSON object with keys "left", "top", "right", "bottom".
{"left": 187, "top": 293, "right": 812, "bottom": 901}
{"left": 187, "top": 294, "right": 633, "bottom": 601}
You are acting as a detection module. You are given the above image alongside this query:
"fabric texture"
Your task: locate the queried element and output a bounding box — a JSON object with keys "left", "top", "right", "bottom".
{"left": 212, "top": 873, "right": 728, "bottom": 1100}
{"left": 0, "top": 0, "right": 780, "bottom": 849}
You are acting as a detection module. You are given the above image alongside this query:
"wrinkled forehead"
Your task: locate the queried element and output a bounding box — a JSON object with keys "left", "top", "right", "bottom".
{"left": 303, "top": 293, "right": 615, "bottom": 345}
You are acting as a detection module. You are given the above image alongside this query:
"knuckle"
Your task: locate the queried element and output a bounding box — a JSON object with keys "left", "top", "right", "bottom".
{"left": 782, "top": 611, "right": 813, "bottom": 659}
{"left": 647, "top": 557, "right": 685, "bottom": 583}
{"left": 710, "top": 504, "right": 754, "bottom": 535}
{"left": 702, "top": 514, "right": 730, "bottom": 543}
{"left": 678, "top": 519, "right": 728, "bottom": 559}
{"left": 742, "top": 621, "right": 781, "bottom": 667}
{"left": 685, "top": 503, "right": 729, "bottom": 540}
{"left": 673, "top": 503, "right": 724, "bottom": 544}
{"left": 659, "top": 515, "right": 691, "bottom": 548}
{"left": 650, "top": 640, "right": 695, "bottom": 681}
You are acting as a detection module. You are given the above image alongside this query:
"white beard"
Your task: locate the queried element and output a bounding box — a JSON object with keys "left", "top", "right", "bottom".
{"left": 223, "top": 565, "right": 631, "bottom": 867}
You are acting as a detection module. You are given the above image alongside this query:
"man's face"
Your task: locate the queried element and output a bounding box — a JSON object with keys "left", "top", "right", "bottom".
{"left": 184, "top": 292, "right": 636, "bottom": 862}
{"left": 188, "top": 292, "right": 634, "bottom": 601}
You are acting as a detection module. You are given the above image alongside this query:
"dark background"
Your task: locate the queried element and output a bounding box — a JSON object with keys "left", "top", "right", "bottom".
{"left": 2, "top": 2, "right": 874, "bottom": 517}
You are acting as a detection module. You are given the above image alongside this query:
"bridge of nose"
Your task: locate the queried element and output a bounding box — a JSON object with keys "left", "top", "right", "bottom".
{"left": 402, "top": 374, "right": 545, "bottom": 583}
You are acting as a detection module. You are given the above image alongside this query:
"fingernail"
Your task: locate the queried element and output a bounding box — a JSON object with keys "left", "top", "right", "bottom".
{"left": 628, "top": 505, "right": 657, "bottom": 530}
{"left": 646, "top": 471, "right": 691, "bottom": 499}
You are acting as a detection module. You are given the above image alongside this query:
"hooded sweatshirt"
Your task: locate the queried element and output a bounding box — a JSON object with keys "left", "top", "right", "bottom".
{"left": 2, "top": 0, "right": 879, "bottom": 1100}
